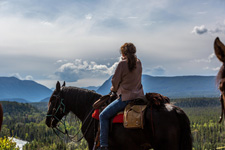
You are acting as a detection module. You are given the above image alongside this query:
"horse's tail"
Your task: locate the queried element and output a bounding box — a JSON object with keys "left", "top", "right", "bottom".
{"left": 174, "top": 106, "right": 193, "bottom": 150}
{"left": 0, "top": 103, "right": 3, "bottom": 131}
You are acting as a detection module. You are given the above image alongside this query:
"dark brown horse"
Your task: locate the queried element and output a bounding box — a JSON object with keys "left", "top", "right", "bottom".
{"left": 214, "top": 37, "right": 225, "bottom": 123}
{"left": 0, "top": 103, "right": 3, "bottom": 131}
{"left": 46, "top": 81, "right": 192, "bottom": 150}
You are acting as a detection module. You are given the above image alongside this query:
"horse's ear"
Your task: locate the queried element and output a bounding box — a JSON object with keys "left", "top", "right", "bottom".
{"left": 56, "top": 81, "right": 61, "bottom": 92}
{"left": 214, "top": 37, "right": 225, "bottom": 62}
{"left": 62, "top": 81, "right": 66, "bottom": 87}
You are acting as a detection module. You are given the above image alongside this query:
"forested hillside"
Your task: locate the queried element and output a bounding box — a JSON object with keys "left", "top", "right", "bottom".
{"left": 0, "top": 101, "right": 88, "bottom": 150}
{"left": 0, "top": 98, "right": 225, "bottom": 149}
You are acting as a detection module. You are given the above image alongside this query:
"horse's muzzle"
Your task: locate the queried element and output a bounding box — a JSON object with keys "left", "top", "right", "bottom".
{"left": 45, "top": 117, "right": 55, "bottom": 128}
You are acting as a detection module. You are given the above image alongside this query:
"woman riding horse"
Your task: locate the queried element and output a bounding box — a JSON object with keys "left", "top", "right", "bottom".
{"left": 46, "top": 40, "right": 192, "bottom": 150}
{"left": 99, "top": 43, "right": 144, "bottom": 150}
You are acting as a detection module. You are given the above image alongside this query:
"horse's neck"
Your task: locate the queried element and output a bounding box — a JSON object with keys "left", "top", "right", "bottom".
{"left": 63, "top": 87, "right": 101, "bottom": 122}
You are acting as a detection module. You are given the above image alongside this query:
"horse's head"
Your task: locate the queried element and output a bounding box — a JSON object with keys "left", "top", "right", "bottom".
{"left": 215, "top": 37, "right": 225, "bottom": 92}
{"left": 214, "top": 37, "right": 225, "bottom": 123}
{"left": 46, "top": 81, "right": 69, "bottom": 128}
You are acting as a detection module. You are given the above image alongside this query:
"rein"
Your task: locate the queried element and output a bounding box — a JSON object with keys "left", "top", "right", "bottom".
{"left": 47, "top": 91, "right": 95, "bottom": 142}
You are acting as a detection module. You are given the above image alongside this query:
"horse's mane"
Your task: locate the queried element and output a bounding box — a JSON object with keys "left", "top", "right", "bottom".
{"left": 62, "top": 87, "right": 102, "bottom": 108}
{"left": 61, "top": 87, "right": 102, "bottom": 119}
{"left": 48, "top": 86, "right": 102, "bottom": 107}
{"left": 216, "top": 63, "right": 225, "bottom": 86}
{"left": 62, "top": 86, "right": 101, "bottom": 98}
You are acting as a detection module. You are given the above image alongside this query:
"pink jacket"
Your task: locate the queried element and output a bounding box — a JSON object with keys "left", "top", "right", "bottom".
{"left": 111, "top": 59, "right": 144, "bottom": 101}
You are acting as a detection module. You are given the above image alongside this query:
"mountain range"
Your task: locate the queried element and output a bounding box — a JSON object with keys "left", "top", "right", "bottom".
{"left": 0, "top": 77, "right": 52, "bottom": 102}
{"left": 96, "top": 75, "right": 220, "bottom": 98}
{"left": 0, "top": 75, "right": 221, "bottom": 103}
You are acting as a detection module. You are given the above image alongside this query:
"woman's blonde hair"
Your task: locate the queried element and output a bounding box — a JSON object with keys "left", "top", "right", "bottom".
{"left": 120, "top": 43, "right": 137, "bottom": 72}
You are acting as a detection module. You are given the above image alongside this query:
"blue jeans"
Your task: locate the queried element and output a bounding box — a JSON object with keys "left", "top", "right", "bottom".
{"left": 99, "top": 97, "right": 130, "bottom": 147}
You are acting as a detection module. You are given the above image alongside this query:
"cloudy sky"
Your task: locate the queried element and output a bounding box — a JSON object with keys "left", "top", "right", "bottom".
{"left": 1, "top": 0, "right": 225, "bottom": 88}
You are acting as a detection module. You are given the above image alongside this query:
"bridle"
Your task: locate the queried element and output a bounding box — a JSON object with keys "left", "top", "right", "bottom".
{"left": 46, "top": 92, "right": 69, "bottom": 138}
{"left": 47, "top": 94, "right": 66, "bottom": 125}
{"left": 46, "top": 89, "right": 95, "bottom": 142}
{"left": 219, "top": 93, "right": 225, "bottom": 123}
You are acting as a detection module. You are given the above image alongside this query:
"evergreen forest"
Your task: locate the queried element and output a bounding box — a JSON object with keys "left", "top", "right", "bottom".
{"left": 0, "top": 97, "right": 225, "bottom": 150}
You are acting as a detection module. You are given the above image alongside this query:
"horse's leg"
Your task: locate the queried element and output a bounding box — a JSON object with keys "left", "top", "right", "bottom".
{"left": 83, "top": 119, "right": 99, "bottom": 150}
{"left": 87, "top": 139, "right": 94, "bottom": 150}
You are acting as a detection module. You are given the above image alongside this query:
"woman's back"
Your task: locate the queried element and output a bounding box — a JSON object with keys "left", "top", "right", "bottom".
{"left": 114, "top": 59, "right": 144, "bottom": 101}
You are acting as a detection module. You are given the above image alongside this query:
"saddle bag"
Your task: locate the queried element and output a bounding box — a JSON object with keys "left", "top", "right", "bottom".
{"left": 123, "top": 104, "right": 147, "bottom": 129}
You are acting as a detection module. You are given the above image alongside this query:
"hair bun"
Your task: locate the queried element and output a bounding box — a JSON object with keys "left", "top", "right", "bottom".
{"left": 120, "top": 42, "right": 137, "bottom": 72}
{"left": 126, "top": 43, "right": 136, "bottom": 54}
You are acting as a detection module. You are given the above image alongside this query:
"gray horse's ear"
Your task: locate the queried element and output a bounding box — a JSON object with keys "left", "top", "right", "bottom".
{"left": 62, "top": 81, "right": 66, "bottom": 87}
{"left": 56, "top": 81, "right": 61, "bottom": 92}
{"left": 214, "top": 37, "right": 225, "bottom": 62}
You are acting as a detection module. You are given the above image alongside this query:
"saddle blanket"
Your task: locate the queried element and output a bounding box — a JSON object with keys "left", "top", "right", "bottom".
{"left": 92, "top": 109, "right": 123, "bottom": 123}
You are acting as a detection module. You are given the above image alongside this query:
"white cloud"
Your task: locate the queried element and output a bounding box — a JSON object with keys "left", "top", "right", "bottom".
{"left": 55, "top": 59, "right": 119, "bottom": 82}
{"left": 10, "top": 73, "right": 33, "bottom": 80}
{"left": 25, "top": 75, "right": 34, "bottom": 80}
{"left": 192, "top": 22, "right": 225, "bottom": 35}
{"left": 144, "top": 66, "right": 166, "bottom": 76}
{"left": 203, "top": 66, "right": 209, "bottom": 70}
{"left": 203, "top": 66, "right": 220, "bottom": 71}
{"left": 209, "top": 24, "right": 225, "bottom": 34}
{"left": 40, "top": 21, "right": 54, "bottom": 27}
{"left": 11, "top": 73, "right": 23, "bottom": 80}
{"left": 212, "top": 67, "right": 220, "bottom": 71}
{"left": 192, "top": 25, "right": 208, "bottom": 35}
{"left": 192, "top": 53, "right": 215, "bottom": 63}
{"left": 152, "top": 66, "right": 166, "bottom": 75}
{"left": 189, "top": 53, "right": 221, "bottom": 73}
{"left": 209, "top": 28, "right": 223, "bottom": 34}
{"left": 85, "top": 14, "right": 92, "bottom": 20}
{"left": 56, "top": 59, "right": 68, "bottom": 64}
